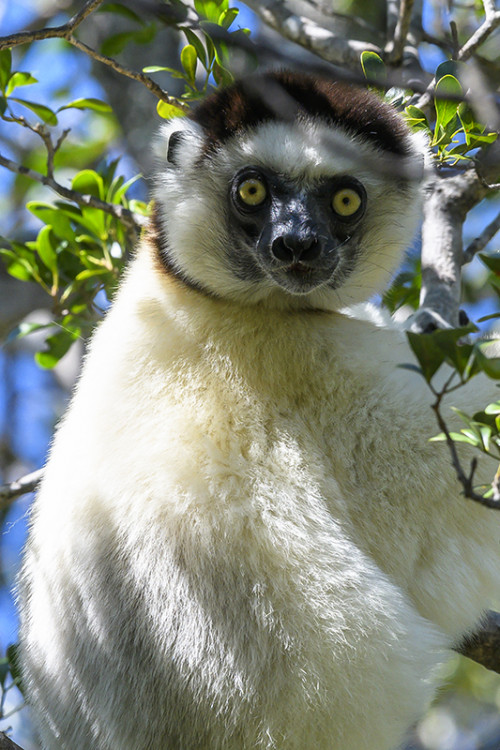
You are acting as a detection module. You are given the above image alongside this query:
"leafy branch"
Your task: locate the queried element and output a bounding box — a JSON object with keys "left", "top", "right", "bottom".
{"left": 405, "top": 323, "right": 500, "bottom": 509}
{"left": 0, "top": 0, "right": 187, "bottom": 110}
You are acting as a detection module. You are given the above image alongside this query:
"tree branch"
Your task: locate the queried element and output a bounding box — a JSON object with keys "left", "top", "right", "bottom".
{"left": 0, "top": 153, "right": 148, "bottom": 231}
{"left": 0, "top": 469, "right": 43, "bottom": 509}
{"left": 457, "top": 9, "right": 500, "bottom": 63}
{"left": 0, "top": 0, "right": 187, "bottom": 110}
{"left": 385, "top": 0, "right": 416, "bottom": 64}
{"left": 415, "top": 3, "right": 500, "bottom": 112}
{"left": 242, "top": 0, "right": 381, "bottom": 69}
{"left": 66, "top": 35, "right": 188, "bottom": 110}
{"left": 463, "top": 207, "right": 500, "bottom": 264}
{"left": 411, "top": 169, "right": 489, "bottom": 332}
{"left": 0, "top": 732, "right": 25, "bottom": 750}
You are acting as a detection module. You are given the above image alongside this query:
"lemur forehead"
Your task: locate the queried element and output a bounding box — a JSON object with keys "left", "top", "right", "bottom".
{"left": 189, "top": 70, "right": 413, "bottom": 158}
{"left": 217, "top": 118, "right": 402, "bottom": 185}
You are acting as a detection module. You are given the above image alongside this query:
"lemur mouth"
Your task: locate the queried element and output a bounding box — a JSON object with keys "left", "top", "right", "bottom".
{"left": 287, "top": 262, "right": 313, "bottom": 275}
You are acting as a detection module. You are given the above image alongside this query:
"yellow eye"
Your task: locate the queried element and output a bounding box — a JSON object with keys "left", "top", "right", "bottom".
{"left": 332, "top": 188, "right": 362, "bottom": 217}
{"left": 238, "top": 178, "right": 267, "bottom": 206}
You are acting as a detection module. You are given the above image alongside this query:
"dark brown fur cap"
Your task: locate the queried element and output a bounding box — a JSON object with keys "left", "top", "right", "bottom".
{"left": 189, "top": 69, "right": 412, "bottom": 157}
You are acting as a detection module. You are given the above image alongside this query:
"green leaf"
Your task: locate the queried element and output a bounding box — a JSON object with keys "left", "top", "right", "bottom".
{"left": 360, "top": 51, "right": 387, "bottom": 87}
{"left": 6, "top": 322, "right": 51, "bottom": 342}
{"left": 480, "top": 252, "right": 500, "bottom": 274}
{"left": 429, "top": 324, "right": 478, "bottom": 377}
{"left": 5, "top": 71, "right": 38, "bottom": 96}
{"left": 142, "top": 65, "right": 171, "bottom": 73}
{"left": 72, "top": 169, "right": 105, "bottom": 200}
{"left": 78, "top": 207, "right": 106, "bottom": 238}
{"left": 212, "top": 61, "right": 233, "bottom": 87}
{"left": 57, "top": 97, "right": 112, "bottom": 113}
{"left": 195, "top": 0, "right": 226, "bottom": 22}
{"left": 36, "top": 226, "right": 57, "bottom": 273}
{"left": 0, "top": 49, "right": 12, "bottom": 92}
{"left": 218, "top": 7, "right": 238, "bottom": 29}
{"left": 433, "top": 75, "right": 462, "bottom": 141}
{"left": 156, "top": 100, "right": 186, "bottom": 120}
{"left": 485, "top": 401, "right": 500, "bottom": 415}
{"left": 181, "top": 44, "right": 198, "bottom": 83}
{"left": 101, "top": 24, "right": 156, "bottom": 56}
{"left": 435, "top": 60, "right": 464, "bottom": 82}
{"left": 7, "top": 644, "right": 24, "bottom": 695}
{"left": 35, "top": 330, "right": 77, "bottom": 368}
{"left": 27, "top": 202, "right": 75, "bottom": 242}
{"left": 75, "top": 268, "right": 109, "bottom": 281}
{"left": 98, "top": 2, "right": 144, "bottom": 23}
{"left": 11, "top": 97, "right": 58, "bottom": 125}
{"left": 474, "top": 340, "right": 500, "bottom": 379}
{"left": 407, "top": 331, "right": 446, "bottom": 382}
{"left": 182, "top": 29, "right": 207, "bottom": 69}
{"left": 0, "top": 656, "right": 9, "bottom": 688}
{"left": 404, "top": 105, "right": 431, "bottom": 133}
{"left": 0, "top": 249, "right": 34, "bottom": 281}
{"left": 0, "top": 96, "right": 6, "bottom": 116}
{"left": 110, "top": 173, "right": 141, "bottom": 204}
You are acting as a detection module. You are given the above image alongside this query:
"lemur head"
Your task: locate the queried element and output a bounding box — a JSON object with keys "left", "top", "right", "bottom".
{"left": 153, "top": 70, "right": 427, "bottom": 311}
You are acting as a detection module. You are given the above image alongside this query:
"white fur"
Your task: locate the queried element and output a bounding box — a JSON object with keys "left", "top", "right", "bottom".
{"left": 18, "top": 109, "right": 500, "bottom": 750}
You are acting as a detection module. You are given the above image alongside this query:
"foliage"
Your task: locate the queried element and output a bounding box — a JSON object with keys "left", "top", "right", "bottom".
{"left": 1, "top": 161, "right": 147, "bottom": 367}
{"left": 0, "top": 0, "right": 244, "bottom": 368}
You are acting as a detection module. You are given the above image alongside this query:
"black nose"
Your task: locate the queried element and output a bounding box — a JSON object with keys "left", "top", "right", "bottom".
{"left": 271, "top": 233, "right": 322, "bottom": 264}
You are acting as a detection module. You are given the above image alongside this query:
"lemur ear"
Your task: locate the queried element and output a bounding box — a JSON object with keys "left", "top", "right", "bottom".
{"left": 166, "top": 131, "right": 185, "bottom": 166}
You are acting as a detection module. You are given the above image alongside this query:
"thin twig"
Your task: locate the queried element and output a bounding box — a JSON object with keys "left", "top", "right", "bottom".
{"left": 0, "top": 0, "right": 187, "bottom": 110}
{"left": 0, "top": 153, "right": 148, "bottom": 230}
{"left": 463, "top": 208, "right": 500, "bottom": 264}
{"left": 67, "top": 36, "right": 188, "bottom": 110}
{"left": 458, "top": 10, "right": 500, "bottom": 62}
{"left": 385, "top": 0, "right": 416, "bottom": 64}
{"left": 242, "top": 0, "right": 381, "bottom": 69}
{"left": 0, "top": 469, "right": 43, "bottom": 508}
{"left": 415, "top": 7, "right": 500, "bottom": 111}
{"left": 431, "top": 389, "right": 500, "bottom": 509}
{"left": 0, "top": 0, "right": 103, "bottom": 49}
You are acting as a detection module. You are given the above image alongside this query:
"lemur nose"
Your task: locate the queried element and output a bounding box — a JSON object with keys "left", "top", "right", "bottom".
{"left": 271, "top": 234, "right": 322, "bottom": 264}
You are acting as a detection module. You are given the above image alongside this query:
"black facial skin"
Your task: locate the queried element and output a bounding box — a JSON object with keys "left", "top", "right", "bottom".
{"left": 228, "top": 166, "right": 366, "bottom": 296}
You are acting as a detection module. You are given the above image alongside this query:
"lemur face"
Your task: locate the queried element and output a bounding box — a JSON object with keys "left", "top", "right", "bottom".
{"left": 153, "top": 71, "right": 427, "bottom": 311}
{"left": 227, "top": 163, "right": 367, "bottom": 296}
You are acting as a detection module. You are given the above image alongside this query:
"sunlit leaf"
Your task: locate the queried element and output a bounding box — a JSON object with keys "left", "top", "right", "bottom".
{"left": 0, "top": 249, "right": 34, "bottom": 281}
{"left": 156, "top": 100, "right": 186, "bottom": 119}
{"left": 72, "top": 170, "right": 105, "bottom": 200}
{"left": 36, "top": 225, "right": 57, "bottom": 273}
{"left": 182, "top": 28, "right": 207, "bottom": 69}
{"left": 195, "top": 0, "right": 227, "bottom": 22}
{"left": 181, "top": 44, "right": 198, "bottom": 83}
{"left": 10, "top": 97, "right": 58, "bottom": 125}
{"left": 218, "top": 7, "right": 238, "bottom": 29}
{"left": 5, "top": 71, "right": 38, "bottom": 96}
{"left": 27, "top": 202, "right": 75, "bottom": 242}
{"left": 360, "top": 51, "right": 387, "bottom": 88}
{"left": 474, "top": 340, "right": 500, "bottom": 379}
{"left": 434, "top": 75, "right": 462, "bottom": 137}
{"left": 0, "top": 49, "right": 12, "bottom": 92}
{"left": 58, "top": 97, "right": 112, "bottom": 113}
{"left": 35, "top": 330, "right": 78, "bottom": 369}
